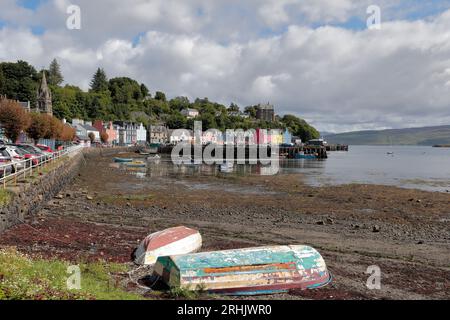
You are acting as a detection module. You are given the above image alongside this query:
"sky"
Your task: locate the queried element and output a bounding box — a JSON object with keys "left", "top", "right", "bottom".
{"left": 1, "top": 0, "right": 450, "bottom": 133}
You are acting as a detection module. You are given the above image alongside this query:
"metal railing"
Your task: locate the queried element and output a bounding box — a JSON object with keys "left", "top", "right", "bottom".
{"left": 0, "top": 145, "right": 83, "bottom": 189}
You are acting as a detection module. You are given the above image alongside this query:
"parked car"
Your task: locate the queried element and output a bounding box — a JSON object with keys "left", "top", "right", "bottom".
{"left": 1, "top": 146, "right": 28, "bottom": 171}
{"left": 15, "top": 144, "right": 48, "bottom": 164}
{"left": 35, "top": 144, "right": 54, "bottom": 158}
{"left": 0, "top": 147, "right": 14, "bottom": 178}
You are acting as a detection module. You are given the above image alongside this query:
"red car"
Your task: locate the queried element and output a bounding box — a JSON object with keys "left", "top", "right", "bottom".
{"left": 36, "top": 144, "right": 54, "bottom": 153}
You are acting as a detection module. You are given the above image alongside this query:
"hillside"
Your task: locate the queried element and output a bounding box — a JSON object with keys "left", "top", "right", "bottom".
{"left": 324, "top": 125, "right": 450, "bottom": 146}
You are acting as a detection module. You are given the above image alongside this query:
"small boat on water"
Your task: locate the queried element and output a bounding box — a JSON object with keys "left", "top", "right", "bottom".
{"left": 147, "top": 155, "right": 161, "bottom": 161}
{"left": 125, "top": 161, "right": 146, "bottom": 168}
{"left": 114, "top": 157, "right": 133, "bottom": 163}
{"left": 295, "top": 152, "right": 317, "bottom": 160}
{"left": 133, "top": 226, "right": 202, "bottom": 265}
{"left": 220, "top": 162, "right": 234, "bottom": 172}
{"left": 153, "top": 245, "right": 331, "bottom": 295}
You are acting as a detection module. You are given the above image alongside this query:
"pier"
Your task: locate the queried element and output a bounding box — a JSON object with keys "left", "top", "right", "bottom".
{"left": 159, "top": 144, "right": 348, "bottom": 160}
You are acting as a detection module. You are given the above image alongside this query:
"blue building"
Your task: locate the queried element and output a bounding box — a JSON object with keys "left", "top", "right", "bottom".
{"left": 283, "top": 129, "right": 293, "bottom": 145}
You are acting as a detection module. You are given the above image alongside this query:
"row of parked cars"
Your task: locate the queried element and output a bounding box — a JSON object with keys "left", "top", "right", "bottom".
{"left": 0, "top": 141, "right": 55, "bottom": 179}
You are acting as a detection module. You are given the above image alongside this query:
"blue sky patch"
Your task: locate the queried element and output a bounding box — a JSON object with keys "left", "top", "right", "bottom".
{"left": 17, "top": 0, "right": 47, "bottom": 10}
{"left": 31, "top": 25, "right": 45, "bottom": 35}
{"left": 132, "top": 32, "right": 146, "bottom": 48}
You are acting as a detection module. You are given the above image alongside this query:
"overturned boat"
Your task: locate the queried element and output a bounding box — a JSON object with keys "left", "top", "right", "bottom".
{"left": 133, "top": 226, "right": 202, "bottom": 265}
{"left": 153, "top": 245, "right": 331, "bottom": 295}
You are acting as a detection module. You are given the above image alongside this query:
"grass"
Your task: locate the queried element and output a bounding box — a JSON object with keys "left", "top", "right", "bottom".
{"left": 0, "top": 189, "right": 12, "bottom": 207}
{"left": 0, "top": 247, "right": 145, "bottom": 300}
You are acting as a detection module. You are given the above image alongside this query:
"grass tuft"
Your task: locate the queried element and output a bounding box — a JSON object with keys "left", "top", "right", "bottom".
{"left": 0, "top": 247, "right": 145, "bottom": 300}
{"left": 0, "top": 189, "right": 12, "bottom": 207}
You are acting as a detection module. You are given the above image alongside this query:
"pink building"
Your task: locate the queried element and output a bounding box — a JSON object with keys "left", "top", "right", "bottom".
{"left": 93, "top": 120, "right": 118, "bottom": 144}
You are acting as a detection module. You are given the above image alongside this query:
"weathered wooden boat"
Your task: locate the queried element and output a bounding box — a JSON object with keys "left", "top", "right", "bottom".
{"left": 114, "top": 157, "right": 133, "bottom": 163}
{"left": 153, "top": 245, "right": 331, "bottom": 295}
{"left": 134, "top": 226, "right": 202, "bottom": 265}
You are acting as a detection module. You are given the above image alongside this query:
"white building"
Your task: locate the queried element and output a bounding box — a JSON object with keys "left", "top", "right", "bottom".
{"left": 136, "top": 123, "right": 147, "bottom": 144}
{"left": 181, "top": 108, "right": 199, "bottom": 119}
{"left": 169, "top": 129, "right": 193, "bottom": 144}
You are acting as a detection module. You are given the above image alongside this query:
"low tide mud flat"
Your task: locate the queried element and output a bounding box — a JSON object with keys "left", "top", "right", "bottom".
{"left": 1, "top": 151, "right": 449, "bottom": 300}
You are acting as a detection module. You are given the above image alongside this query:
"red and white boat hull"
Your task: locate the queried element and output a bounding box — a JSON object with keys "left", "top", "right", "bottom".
{"left": 134, "top": 226, "right": 202, "bottom": 265}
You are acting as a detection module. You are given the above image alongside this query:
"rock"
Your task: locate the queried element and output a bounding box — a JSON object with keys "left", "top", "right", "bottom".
{"left": 417, "top": 241, "right": 424, "bottom": 245}
{"left": 66, "top": 192, "right": 72, "bottom": 198}
{"left": 416, "top": 199, "right": 422, "bottom": 203}
{"left": 316, "top": 220, "right": 325, "bottom": 225}
{"left": 86, "top": 195, "right": 94, "bottom": 200}
{"left": 126, "top": 202, "right": 132, "bottom": 207}
{"left": 326, "top": 218, "right": 334, "bottom": 225}
{"left": 372, "top": 225, "right": 381, "bottom": 233}
{"left": 352, "top": 223, "right": 361, "bottom": 229}
{"left": 54, "top": 194, "right": 63, "bottom": 199}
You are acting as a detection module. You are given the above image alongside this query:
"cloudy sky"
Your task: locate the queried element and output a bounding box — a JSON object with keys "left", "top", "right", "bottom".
{"left": 1, "top": 0, "right": 450, "bottom": 132}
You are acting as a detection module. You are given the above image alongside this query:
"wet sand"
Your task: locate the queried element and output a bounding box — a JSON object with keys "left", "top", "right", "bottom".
{"left": 1, "top": 151, "right": 449, "bottom": 300}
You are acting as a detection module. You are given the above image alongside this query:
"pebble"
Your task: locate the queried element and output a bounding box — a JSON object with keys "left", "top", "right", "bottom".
{"left": 86, "top": 195, "right": 94, "bottom": 200}
{"left": 372, "top": 225, "right": 381, "bottom": 233}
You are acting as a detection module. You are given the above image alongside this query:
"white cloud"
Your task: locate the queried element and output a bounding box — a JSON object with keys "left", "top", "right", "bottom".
{"left": 1, "top": 0, "right": 450, "bottom": 131}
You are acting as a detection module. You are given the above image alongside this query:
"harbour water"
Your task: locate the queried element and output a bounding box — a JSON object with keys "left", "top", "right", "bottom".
{"left": 118, "top": 145, "right": 450, "bottom": 193}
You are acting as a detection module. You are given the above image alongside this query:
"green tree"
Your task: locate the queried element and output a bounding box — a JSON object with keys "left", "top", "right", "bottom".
{"left": 0, "top": 67, "right": 5, "bottom": 94}
{"left": 166, "top": 112, "right": 187, "bottom": 129}
{"left": 169, "top": 96, "right": 190, "bottom": 112}
{"left": 90, "top": 68, "right": 109, "bottom": 93}
{"left": 109, "top": 77, "right": 142, "bottom": 105}
{"left": 48, "top": 59, "right": 64, "bottom": 86}
{"left": 228, "top": 103, "right": 240, "bottom": 113}
{"left": 140, "top": 83, "right": 150, "bottom": 98}
{"left": 0, "top": 60, "right": 38, "bottom": 105}
{"left": 281, "top": 114, "right": 320, "bottom": 142}
{"left": 244, "top": 106, "right": 257, "bottom": 118}
{"left": 154, "top": 91, "right": 166, "bottom": 101}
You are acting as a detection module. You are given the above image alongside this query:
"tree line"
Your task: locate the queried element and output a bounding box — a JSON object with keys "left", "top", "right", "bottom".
{"left": 0, "top": 59, "right": 320, "bottom": 142}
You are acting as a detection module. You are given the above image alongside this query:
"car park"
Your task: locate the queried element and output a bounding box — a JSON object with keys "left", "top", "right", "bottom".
{"left": 15, "top": 144, "right": 47, "bottom": 164}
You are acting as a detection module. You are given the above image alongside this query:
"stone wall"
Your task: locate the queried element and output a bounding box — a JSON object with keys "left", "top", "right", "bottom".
{"left": 0, "top": 147, "right": 135, "bottom": 233}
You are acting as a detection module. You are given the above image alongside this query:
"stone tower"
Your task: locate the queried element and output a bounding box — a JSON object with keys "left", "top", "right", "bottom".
{"left": 36, "top": 71, "right": 53, "bottom": 115}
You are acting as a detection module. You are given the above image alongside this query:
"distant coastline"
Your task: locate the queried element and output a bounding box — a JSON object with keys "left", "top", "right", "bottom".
{"left": 433, "top": 144, "right": 450, "bottom": 148}
{"left": 323, "top": 125, "right": 450, "bottom": 146}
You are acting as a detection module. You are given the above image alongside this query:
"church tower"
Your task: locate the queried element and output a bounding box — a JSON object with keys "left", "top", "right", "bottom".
{"left": 37, "top": 71, "right": 53, "bottom": 115}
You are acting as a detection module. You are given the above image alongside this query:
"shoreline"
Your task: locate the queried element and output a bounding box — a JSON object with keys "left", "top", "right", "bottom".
{"left": 0, "top": 151, "right": 449, "bottom": 300}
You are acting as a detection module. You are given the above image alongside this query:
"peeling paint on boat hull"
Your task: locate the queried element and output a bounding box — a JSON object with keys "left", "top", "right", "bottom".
{"left": 153, "top": 245, "right": 332, "bottom": 295}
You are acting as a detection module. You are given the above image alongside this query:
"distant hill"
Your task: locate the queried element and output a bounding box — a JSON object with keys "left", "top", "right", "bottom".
{"left": 324, "top": 125, "right": 450, "bottom": 146}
